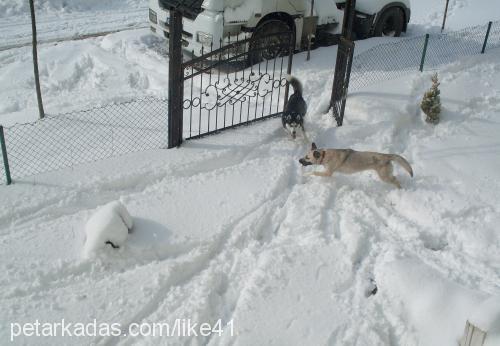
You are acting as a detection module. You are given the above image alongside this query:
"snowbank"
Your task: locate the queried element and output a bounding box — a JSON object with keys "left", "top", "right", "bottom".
{"left": 376, "top": 258, "right": 487, "bottom": 346}
{"left": 83, "top": 200, "right": 133, "bottom": 258}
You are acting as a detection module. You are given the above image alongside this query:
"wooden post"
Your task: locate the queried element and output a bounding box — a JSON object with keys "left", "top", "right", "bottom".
{"left": 167, "top": 9, "right": 184, "bottom": 148}
{"left": 460, "top": 320, "right": 487, "bottom": 346}
{"left": 29, "top": 0, "right": 45, "bottom": 119}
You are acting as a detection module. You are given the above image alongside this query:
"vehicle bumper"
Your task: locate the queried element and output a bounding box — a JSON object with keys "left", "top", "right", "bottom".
{"left": 149, "top": 6, "right": 224, "bottom": 56}
{"left": 353, "top": 12, "right": 375, "bottom": 38}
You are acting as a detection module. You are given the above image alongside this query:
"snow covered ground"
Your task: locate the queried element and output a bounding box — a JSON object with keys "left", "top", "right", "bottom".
{"left": 0, "top": 0, "right": 148, "bottom": 50}
{"left": 1, "top": 0, "right": 500, "bottom": 345}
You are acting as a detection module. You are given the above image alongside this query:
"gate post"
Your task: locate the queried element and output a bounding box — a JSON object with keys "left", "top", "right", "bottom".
{"left": 167, "top": 8, "right": 184, "bottom": 148}
{"left": 329, "top": 0, "right": 356, "bottom": 126}
{"left": 29, "top": 0, "right": 45, "bottom": 119}
{"left": 284, "top": 31, "right": 295, "bottom": 109}
{"left": 0, "top": 126, "right": 12, "bottom": 185}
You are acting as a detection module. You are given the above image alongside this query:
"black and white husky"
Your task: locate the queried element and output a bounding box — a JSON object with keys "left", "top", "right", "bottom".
{"left": 283, "top": 74, "right": 307, "bottom": 139}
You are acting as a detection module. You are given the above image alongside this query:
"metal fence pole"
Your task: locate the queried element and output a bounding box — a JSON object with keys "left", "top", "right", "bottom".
{"left": 0, "top": 126, "right": 12, "bottom": 185}
{"left": 441, "top": 0, "right": 450, "bottom": 32}
{"left": 29, "top": 0, "right": 45, "bottom": 119}
{"left": 419, "top": 34, "right": 430, "bottom": 72}
{"left": 481, "top": 21, "right": 493, "bottom": 54}
{"left": 328, "top": 0, "right": 355, "bottom": 122}
{"left": 283, "top": 33, "right": 295, "bottom": 108}
{"left": 306, "top": 0, "right": 315, "bottom": 61}
{"left": 167, "top": 8, "right": 184, "bottom": 148}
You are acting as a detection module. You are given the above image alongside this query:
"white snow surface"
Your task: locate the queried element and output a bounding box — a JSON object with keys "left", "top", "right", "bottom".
{"left": 1, "top": 0, "right": 500, "bottom": 345}
{"left": 83, "top": 201, "right": 133, "bottom": 258}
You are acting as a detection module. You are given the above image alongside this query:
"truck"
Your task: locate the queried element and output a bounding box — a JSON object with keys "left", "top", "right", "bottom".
{"left": 148, "top": 0, "right": 411, "bottom": 56}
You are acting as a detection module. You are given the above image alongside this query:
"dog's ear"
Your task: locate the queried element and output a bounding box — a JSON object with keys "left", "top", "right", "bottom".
{"left": 313, "top": 150, "right": 321, "bottom": 159}
{"left": 311, "top": 142, "right": 317, "bottom": 150}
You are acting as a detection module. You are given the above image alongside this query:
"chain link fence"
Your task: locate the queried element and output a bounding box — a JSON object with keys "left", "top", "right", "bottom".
{"left": 1, "top": 21, "right": 499, "bottom": 185}
{"left": 350, "top": 20, "right": 500, "bottom": 91}
{"left": 1, "top": 97, "right": 168, "bottom": 184}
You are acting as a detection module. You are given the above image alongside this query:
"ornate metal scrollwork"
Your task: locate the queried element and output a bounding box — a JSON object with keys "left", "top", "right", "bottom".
{"left": 181, "top": 30, "right": 294, "bottom": 138}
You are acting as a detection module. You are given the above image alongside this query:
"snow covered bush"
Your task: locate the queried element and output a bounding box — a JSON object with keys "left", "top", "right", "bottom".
{"left": 420, "top": 73, "right": 442, "bottom": 124}
{"left": 83, "top": 200, "right": 133, "bottom": 258}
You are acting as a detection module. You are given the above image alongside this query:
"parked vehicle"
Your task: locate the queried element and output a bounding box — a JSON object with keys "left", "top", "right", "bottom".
{"left": 149, "top": 0, "right": 411, "bottom": 55}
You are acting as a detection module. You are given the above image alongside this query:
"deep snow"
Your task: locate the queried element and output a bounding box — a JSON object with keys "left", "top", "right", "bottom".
{"left": 1, "top": 0, "right": 500, "bottom": 345}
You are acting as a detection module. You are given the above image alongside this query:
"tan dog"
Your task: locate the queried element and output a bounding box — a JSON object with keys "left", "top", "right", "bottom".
{"left": 299, "top": 143, "right": 413, "bottom": 188}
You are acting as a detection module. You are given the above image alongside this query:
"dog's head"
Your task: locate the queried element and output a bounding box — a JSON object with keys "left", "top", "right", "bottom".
{"left": 299, "top": 142, "right": 323, "bottom": 166}
{"left": 284, "top": 113, "right": 303, "bottom": 139}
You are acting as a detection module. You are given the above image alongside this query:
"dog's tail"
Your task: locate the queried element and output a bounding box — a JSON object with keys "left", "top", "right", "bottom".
{"left": 390, "top": 155, "right": 413, "bottom": 177}
{"left": 285, "top": 74, "right": 303, "bottom": 96}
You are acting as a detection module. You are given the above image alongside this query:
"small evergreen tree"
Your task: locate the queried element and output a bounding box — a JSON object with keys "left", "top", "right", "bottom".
{"left": 420, "top": 73, "right": 441, "bottom": 124}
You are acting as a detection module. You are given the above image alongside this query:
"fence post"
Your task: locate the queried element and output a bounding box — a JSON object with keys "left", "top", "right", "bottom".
{"left": 0, "top": 126, "right": 12, "bottom": 185}
{"left": 441, "top": 0, "right": 450, "bottom": 32}
{"left": 29, "top": 0, "right": 45, "bottom": 119}
{"left": 283, "top": 32, "right": 295, "bottom": 108}
{"left": 481, "top": 21, "right": 492, "bottom": 54}
{"left": 328, "top": 0, "right": 356, "bottom": 124}
{"left": 306, "top": 0, "right": 315, "bottom": 61}
{"left": 167, "top": 8, "right": 184, "bottom": 148}
{"left": 460, "top": 320, "right": 487, "bottom": 346}
{"left": 419, "top": 34, "right": 430, "bottom": 72}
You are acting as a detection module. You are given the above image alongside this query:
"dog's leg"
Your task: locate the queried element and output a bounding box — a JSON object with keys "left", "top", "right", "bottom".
{"left": 306, "top": 168, "right": 334, "bottom": 177}
{"left": 376, "top": 164, "right": 402, "bottom": 189}
{"left": 310, "top": 171, "right": 333, "bottom": 177}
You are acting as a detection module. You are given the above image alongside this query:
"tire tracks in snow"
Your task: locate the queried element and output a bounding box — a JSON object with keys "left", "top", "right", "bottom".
{"left": 97, "top": 164, "right": 298, "bottom": 345}
{"left": 0, "top": 8, "right": 149, "bottom": 52}
{"left": 100, "top": 135, "right": 306, "bottom": 345}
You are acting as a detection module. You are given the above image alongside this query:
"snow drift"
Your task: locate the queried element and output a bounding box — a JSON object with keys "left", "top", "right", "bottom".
{"left": 83, "top": 200, "right": 133, "bottom": 258}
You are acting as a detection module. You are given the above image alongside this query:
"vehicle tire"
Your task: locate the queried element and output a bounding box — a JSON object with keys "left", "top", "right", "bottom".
{"left": 248, "top": 19, "right": 292, "bottom": 65}
{"left": 373, "top": 7, "right": 404, "bottom": 37}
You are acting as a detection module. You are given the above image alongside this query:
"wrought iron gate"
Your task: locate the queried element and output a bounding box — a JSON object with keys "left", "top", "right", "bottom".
{"left": 181, "top": 31, "right": 295, "bottom": 140}
{"left": 330, "top": 37, "right": 355, "bottom": 126}
{"left": 166, "top": 8, "right": 295, "bottom": 148}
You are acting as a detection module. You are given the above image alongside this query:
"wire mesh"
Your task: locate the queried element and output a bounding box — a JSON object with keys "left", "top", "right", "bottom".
{"left": 488, "top": 21, "right": 500, "bottom": 50}
{"left": 1, "top": 97, "right": 168, "bottom": 183}
{"left": 1, "top": 22, "right": 499, "bottom": 184}
{"left": 350, "top": 20, "right": 500, "bottom": 92}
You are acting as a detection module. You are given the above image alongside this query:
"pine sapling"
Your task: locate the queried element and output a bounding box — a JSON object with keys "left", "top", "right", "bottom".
{"left": 420, "top": 73, "right": 441, "bottom": 124}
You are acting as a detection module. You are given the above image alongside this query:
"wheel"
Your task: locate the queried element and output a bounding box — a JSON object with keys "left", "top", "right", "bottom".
{"left": 373, "top": 7, "right": 404, "bottom": 37}
{"left": 248, "top": 19, "right": 292, "bottom": 65}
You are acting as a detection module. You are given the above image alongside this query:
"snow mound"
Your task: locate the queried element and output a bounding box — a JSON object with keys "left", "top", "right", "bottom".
{"left": 83, "top": 200, "right": 133, "bottom": 258}
{"left": 376, "top": 258, "right": 488, "bottom": 346}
